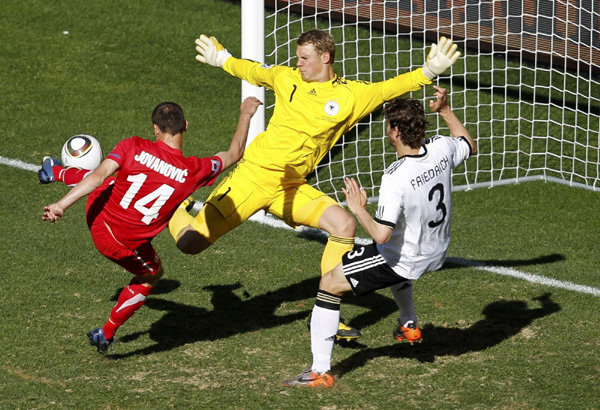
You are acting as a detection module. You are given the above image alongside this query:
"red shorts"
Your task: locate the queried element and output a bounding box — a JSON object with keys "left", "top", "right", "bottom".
{"left": 85, "top": 178, "right": 161, "bottom": 277}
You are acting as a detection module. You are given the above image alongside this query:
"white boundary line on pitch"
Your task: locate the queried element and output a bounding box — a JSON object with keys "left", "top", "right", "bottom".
{"left": 7, "top": 155, "right": 599, "bottom": 297}
{"left": 247, "top": 213, "right": 600, "bottom": 297}
{"left": 0, "top": 155, "right": 41, "bottom": 172}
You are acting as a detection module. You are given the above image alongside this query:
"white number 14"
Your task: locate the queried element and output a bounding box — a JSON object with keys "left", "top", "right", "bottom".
{"left": 119, "top": 173, "right": 175, "bottom": 225}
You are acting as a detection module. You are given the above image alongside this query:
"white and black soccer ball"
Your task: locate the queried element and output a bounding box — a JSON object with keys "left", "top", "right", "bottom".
{"left": 61, "top": 134, "right": 103, "bottom": 170}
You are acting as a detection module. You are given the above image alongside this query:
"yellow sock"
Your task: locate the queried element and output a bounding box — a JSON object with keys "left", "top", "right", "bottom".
{"left": 168, "top": 206, "right": 194, "bottom": 241}
{"left": 321, "top": 235, "right": 354, "bottom": 275}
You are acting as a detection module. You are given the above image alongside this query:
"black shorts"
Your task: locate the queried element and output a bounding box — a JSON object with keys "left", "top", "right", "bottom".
{"left": 342, "top": 243, "right": 408, "bottom": 296}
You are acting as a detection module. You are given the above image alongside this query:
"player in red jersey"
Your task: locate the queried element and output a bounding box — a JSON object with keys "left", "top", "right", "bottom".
{"left": 42, "top": 97, "right": 262, "bottom": 353}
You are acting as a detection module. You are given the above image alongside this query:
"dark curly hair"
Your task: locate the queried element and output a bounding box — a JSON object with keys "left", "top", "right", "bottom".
{"left": 383, "top": 98, "right": 429, "bottom": 149}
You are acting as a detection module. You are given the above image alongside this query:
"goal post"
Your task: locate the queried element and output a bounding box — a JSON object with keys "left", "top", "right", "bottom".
{"left": 242, "top": 0, "right": 600, "bottom": 200}
{"left": 241, "top": 0, "right": 266, "bottom": 144}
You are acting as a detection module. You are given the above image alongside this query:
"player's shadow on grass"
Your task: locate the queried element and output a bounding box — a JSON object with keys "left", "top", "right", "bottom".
{"left": 444, "top": 253, "right": 566, "bottom": 270}
{"left": 332, "top": 293, "right": 561, "bottom": 379}
{"left": 107, "top": 277, "right": 398, "bottom": 359}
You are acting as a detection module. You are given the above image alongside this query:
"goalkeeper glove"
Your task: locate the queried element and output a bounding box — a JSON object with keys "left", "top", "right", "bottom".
{"left": 422, "top": 37, "right": 461, "bottom": 80}
{"left": 195, "top": 34, "right": 232, "bottom": 68}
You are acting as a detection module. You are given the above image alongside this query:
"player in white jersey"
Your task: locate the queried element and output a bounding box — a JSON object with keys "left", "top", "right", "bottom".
{"left": 282, "top": 86, "right": 477, "bottom": 388}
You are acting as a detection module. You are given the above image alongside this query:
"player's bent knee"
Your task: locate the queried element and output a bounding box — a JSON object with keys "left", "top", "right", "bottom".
{"left": 188, "top": 203, "right": 232, "bottom": 246}
{"left": 175, "top": 203, "right": 232, "bottom": 254}
{"left": 137, "top": 265, "right": 164, "bottom": 287}
{"left": 319, "top": 205, "right": 356, "bottom": 237}
{"left": 177, "top": 230, "right": 213, "bottom": 254}
{"left": 338, "top": 213, "right": 356, "bottom": 235}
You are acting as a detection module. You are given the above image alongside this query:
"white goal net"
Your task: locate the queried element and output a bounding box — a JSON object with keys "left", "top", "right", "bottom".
{"left": 245, "top": 0, "right": 600, "bottom": 200}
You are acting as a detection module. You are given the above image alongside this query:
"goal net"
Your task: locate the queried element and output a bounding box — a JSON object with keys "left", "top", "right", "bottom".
{"left": 247, "top": 0, "right": 600, "bottom": 201}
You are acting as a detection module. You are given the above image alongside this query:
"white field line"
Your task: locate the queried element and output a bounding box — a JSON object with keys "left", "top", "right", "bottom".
{"left": 9, "top": 156, "right": 599, "bottom": 297}
{"left": 445, "top": 257, "right": 600, "bottom": 297}
{"left": 246, "top": 213, "right": 600, "bottom": 297}
{"left": 0, "top": 155, "right": 41, "bottom": 172}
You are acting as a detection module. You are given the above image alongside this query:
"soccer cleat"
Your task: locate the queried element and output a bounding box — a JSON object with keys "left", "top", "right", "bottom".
{"left": 282, "top": 368, "right": 334, "bottom": 388}
{"left": 393, "top": 320, "right": 422, "bottom": 344}
{"left": 87, "top": 327, "right": 114, "bottom": 353}
{"left": 38, "top": 156, "right": 61, "bottom": 184}
{"left": 336, "top": 318, "right": 361, "bottom": 341}
{"left": 307, "top": 314, "right": 362, "bottom": 341}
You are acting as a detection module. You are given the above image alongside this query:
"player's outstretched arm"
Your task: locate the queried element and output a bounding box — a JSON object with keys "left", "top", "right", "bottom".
{"left": 422, "top": 37, "right": 461, "bottom": 80}
{"left": 195, "top": 34, "right": 232, "bottom": 68}
{"left": 42, "top": 158, "right": 119, "bottom": 222}
{"left": 429, "top": 86, "right": 477, "bottom": 154}
{"left": 342, "top": 177, "right": 392, "bottom": 244}
{"left": 216, "top": 97, "right": 263, "bottom": 170}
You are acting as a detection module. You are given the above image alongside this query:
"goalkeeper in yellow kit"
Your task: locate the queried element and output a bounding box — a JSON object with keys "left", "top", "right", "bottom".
{"left": 169, "top": 29, "right": 460, "bottom": 339}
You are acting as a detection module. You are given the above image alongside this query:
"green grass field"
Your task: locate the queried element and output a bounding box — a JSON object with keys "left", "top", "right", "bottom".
{"left": 1, "top": 0, "right": 599, "bottom": 409}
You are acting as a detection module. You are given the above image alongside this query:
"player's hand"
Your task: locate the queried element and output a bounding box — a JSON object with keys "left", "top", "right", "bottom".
{"left": 240, "top": 96, "right": 263, "bottom": 118}
{"left": 42, "top": 204, "right": 64, "bottom": 222}
{"left": 429, "top": 85, "right": 448, "bottom": 112}
{"left": 195, "top": 34, "right": 232, "bottom": 68}
{"left": 342, "top": 177, "right": 368, "bottom": 215}
{"left": 422, "top": 37, "right": 460, "bottom": 80}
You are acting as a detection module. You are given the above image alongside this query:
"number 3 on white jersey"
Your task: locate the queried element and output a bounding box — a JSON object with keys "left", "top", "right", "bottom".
{"left": 119, "top": 173, "right": 175, "bottom": 225}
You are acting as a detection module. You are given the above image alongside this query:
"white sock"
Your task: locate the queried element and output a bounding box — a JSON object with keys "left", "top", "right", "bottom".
{"left": 389, "top": 280, "right": 418, "bottom": 326}
{"left": 310, "top": 304, "right": 340, "bottom": 374}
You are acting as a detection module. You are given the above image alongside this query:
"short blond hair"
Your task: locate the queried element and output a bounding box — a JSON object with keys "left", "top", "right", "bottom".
{"left": 297, "top": 29, "right": 336, "bottom": 62}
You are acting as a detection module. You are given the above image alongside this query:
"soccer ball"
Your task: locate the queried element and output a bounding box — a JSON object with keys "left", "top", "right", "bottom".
{"left": 61, "top": 134, "right": 103, "bottom": 170}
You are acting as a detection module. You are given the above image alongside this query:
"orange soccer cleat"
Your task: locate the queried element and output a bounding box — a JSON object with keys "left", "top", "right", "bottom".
{"left": 393, "top": 320, "right": 422, "bottom": 344}
{"left": 282, "top": 368, "right": 335, "bottom": 388}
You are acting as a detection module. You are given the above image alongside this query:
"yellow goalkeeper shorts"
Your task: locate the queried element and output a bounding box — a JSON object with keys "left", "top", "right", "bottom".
{"left": 192, "top": 160, "right": 339, "bottom": 243}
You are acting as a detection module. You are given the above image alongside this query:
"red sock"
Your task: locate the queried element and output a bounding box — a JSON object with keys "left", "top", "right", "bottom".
{"left": 102, "top": 278, "right": 153, "bottom": 340}
{"left": 52, "top": 165, "right": 64, "bottom": 181}
{"left": 57, "top": 167, "right": 92, "bottom": 187}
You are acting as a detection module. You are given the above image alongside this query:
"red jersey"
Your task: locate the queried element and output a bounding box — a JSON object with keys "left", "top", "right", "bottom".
{"left": 96, "top": 136, "right": 222, "bottom": 249}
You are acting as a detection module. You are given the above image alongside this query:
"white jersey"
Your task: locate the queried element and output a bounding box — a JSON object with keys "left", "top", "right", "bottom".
{"left": 375, "top": 135, "right": 472, "bottom": 279}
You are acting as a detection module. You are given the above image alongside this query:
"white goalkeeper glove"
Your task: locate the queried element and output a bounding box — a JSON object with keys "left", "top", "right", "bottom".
{"left": 195, "top": 34, "right": 232, "bottom": 68}
{"left": 422, "top": 37, "right": 461, "bottom": 80}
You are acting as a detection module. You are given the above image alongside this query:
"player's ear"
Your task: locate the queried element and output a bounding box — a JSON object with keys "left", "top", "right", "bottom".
{"left": 184, "top": 120, "right": 189, "bottom": 133}
{"left": 153, "top": 123, "right": 161, "bottom": 137}
{"left": 321, "top": 51, "right": 331, "bottom": 64}
{"left": 391, "top": 127, "right": 401, "bottom": 144}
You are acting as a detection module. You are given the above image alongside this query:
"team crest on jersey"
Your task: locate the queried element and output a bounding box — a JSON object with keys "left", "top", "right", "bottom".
{"left": 324, "top": 100, "right": 340, "bottom": 116}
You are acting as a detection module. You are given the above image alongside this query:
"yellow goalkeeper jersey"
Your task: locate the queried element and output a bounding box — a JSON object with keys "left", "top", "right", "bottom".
{"left": 224, "top": 57, "right": 432, "bottom": 179}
